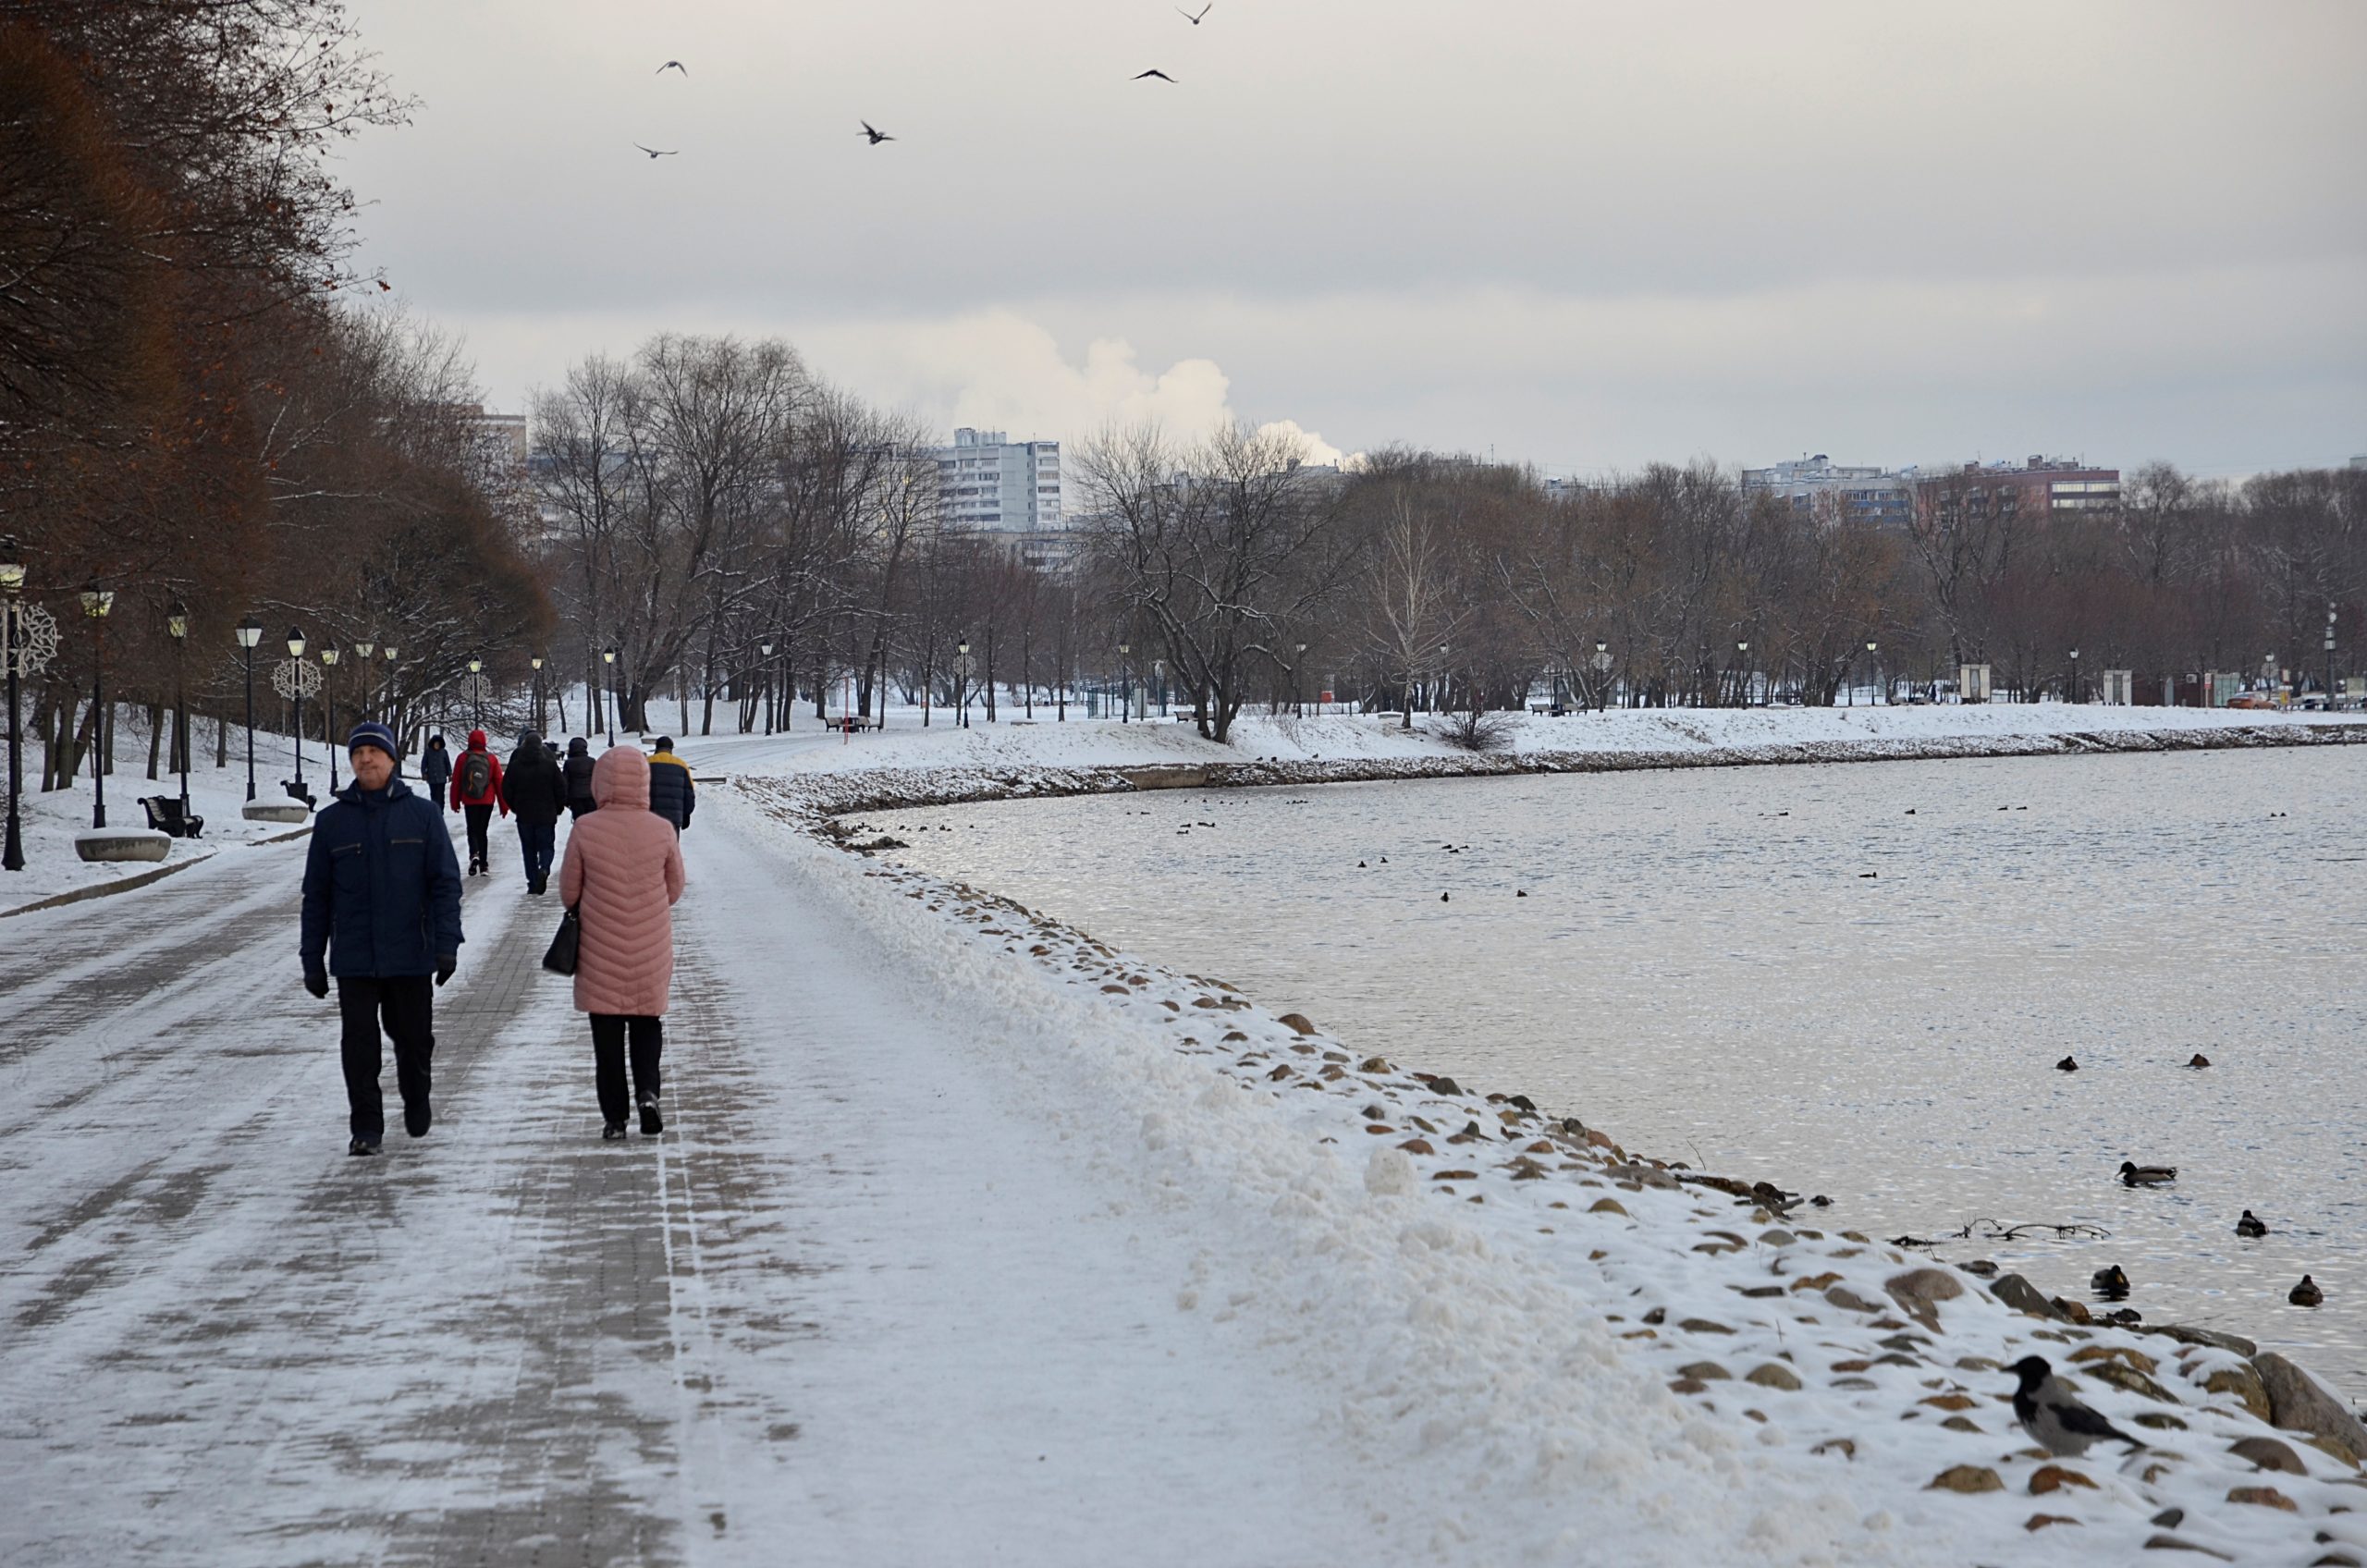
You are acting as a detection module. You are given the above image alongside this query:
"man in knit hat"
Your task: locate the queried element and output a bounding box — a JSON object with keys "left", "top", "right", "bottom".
{"left": 300, "top": 721, "right": 465, "bottom": 1157}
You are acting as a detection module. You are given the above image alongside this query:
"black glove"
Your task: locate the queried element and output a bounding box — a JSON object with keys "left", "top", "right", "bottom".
{"left": 303, "top": 965, "right": 330, "bottom": 999}
{"left": 434, "top": 954, "right": 457, "bottom": 988}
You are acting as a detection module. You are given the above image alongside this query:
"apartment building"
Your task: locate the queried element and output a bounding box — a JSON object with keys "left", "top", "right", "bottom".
{"left": 933, "top": 428, "right": 1062, "bottom": 532}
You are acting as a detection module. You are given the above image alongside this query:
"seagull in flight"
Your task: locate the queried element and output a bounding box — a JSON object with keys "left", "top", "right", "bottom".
{"left": 859, "top": 120, "right": 895, "bottom": 145}
{"left": 1177, "top": 3, "right": 1212, "bottom": 21}
{"left": 656, "top": 60, "right": 687, "bottom": 75}
{"left": 1134, "top": 68, "right": 1177, "bottom": 83}
{"left": 633, "top": 143, "right": 679, "bottom": 159}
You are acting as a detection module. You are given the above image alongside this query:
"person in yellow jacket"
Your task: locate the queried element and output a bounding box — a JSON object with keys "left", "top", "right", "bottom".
{"left": 645, "top": 738, "right": 694, "bottom": 834}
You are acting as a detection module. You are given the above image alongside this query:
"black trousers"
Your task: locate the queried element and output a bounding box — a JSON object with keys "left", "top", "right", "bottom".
{"left": 566, "top": 800, "right": 594, "bottom": 821}
{"left": 590, "top": 1014, "right": 663, "bottom": 1124}
{"left": 517, "top": 815, "right": 557, "bottom": 886}
{"left": 338, "top": 974, "right": 435, "bottom": 1140}
{"left": 463, "top": 803, "right": 494, "bottom": 868}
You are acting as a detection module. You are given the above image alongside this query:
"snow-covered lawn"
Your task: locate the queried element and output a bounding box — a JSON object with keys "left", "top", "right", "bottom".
{"left": 1, "top": 755, "right": 319, "bottom": 913}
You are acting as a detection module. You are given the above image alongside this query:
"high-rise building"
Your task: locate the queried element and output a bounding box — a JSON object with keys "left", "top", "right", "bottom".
{"left": 933, "top": 428, "right": 1061, "bottom": 532}
{"left": 1740, "top": 454, "right": 1914, "bottom": 526}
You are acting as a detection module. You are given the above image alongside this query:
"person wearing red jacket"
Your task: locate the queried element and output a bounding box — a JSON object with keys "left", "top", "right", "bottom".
{"left": 448, "top": 728, "right": 508, "bottom": 877}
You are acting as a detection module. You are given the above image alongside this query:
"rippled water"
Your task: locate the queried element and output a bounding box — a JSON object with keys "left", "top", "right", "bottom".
{"left": 866, "top": 749, "right": 2367, "bottom": 1396}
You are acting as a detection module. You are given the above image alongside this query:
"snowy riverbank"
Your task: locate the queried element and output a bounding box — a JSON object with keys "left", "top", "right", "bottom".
{"left": 713, "top": 707, "right": 2367, "bottom": 1562}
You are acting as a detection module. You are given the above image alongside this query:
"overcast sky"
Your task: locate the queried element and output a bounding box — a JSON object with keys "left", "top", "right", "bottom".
{"left": 338, "top": 0, "right": 2366, "bottom": 477}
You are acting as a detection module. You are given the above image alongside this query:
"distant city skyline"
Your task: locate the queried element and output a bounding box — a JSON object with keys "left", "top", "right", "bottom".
{"left": 343, "top": 0, "right": 2365, "bottom": 478}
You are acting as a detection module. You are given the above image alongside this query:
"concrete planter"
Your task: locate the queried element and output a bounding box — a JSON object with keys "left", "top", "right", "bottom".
{"left": 241, "top": 801, "right": 313, "bottom": 825}
{"left": 75, "top": 828, "right": 173, "bottom": 864}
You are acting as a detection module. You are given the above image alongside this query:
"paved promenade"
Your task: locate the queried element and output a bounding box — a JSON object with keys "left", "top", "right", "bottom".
{"left": 0, "top": 802, "right": 1371, "bottom": 1567}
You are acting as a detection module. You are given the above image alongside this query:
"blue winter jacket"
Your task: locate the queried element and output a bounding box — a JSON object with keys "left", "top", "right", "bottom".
{"left": 300, "top": 777, "right": 464, "bottom": 978}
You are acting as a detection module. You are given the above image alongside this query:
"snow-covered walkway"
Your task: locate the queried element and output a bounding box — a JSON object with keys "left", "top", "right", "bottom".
{"left": 0, "top": 804, "right": 1380, "bottom": 1565}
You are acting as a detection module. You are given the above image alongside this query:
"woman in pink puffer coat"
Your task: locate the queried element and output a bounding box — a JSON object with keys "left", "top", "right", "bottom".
{"left": 558, "top": 746, "right": 686, "bottom": 1140}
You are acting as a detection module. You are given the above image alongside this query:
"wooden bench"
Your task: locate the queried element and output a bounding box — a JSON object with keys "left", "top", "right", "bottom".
{"left": 140, "top": 795, "right": 205, "bottom": 839}
{"left": 824, "top": 716, "right": 877, "bottom": 733}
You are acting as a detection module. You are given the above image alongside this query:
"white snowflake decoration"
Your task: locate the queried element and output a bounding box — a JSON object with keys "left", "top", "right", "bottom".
{"left": 4, "top": 602, "right": 59, "bottom": 679}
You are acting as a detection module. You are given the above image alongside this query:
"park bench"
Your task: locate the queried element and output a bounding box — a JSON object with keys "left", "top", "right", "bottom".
{"left": 825, "top": 715, "right": 877, "bottom": 733}
{"left": 140, "top": 795, "right": 205, "bottom": 839}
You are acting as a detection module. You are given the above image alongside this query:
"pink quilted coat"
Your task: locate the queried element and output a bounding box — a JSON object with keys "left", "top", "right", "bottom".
{"left": 558, "top": 747, "right": 686, "bottom": 1015}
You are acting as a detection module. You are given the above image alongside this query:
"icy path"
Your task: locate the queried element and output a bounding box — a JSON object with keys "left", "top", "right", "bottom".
{"left": 0, "top": 808, "right": 1383, "bottom": 1564}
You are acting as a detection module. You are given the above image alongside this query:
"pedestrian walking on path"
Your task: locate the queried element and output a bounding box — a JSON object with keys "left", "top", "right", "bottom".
{"left": 449, "top": 727, "right": 506, "bottom": 876}
{"left": 420, "top": 733, "right": 452, "bottom": 809}
{"left": 557, "top": 745, "right": 684, "bottom": 1140}
{"left": 562, "top": 735, "right": 597, "bottom": 819}
{"left": 502, "top": 731, "right": 567, "bottom": 893}
{"left": 300, "top": 721, "right": 464, "bottom": 1156}
{"left": 647, "top": 735, "right": 695, "bottom": 834}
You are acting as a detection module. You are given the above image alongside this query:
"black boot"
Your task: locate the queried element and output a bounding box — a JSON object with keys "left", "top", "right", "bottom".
{"left": 601, "top": 1121, "right": 628, "bottom": 1141}
{"left": 639, "top": 1095, "right": 663, "bottom": 1135}
{"left": 348, "top": 1135, "right": 379, "bottom": 1158}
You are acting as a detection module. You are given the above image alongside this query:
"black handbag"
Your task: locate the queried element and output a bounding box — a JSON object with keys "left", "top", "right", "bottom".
{"left": 543, "top": 905, "right": 581, "bottom": 975}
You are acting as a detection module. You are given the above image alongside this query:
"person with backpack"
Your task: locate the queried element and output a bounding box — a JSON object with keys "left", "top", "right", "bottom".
{"left": 449, "top": 728, "right": 507, "bottom": 876}
{"left": 558, "top": 745, "right": 685, "bottom": 1140}
{"left": 501, "top": 731, "right": 568, "bottom": 894}
{"left": 420, "top": 734, "right": 452, "bottom": 812}
{"left": 300, "top": 722, "right": 464, "bottom": 1157}
{"left": 646, "top": 737, "right": 694, "bottom": 834}
{"left": 562, "top": 736, "right": 597, "bottom": 820}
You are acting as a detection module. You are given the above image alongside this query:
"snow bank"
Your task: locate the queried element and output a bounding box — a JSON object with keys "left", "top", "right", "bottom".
{"left": 719, "top": 783, "right": 2367, "bottom": 1567}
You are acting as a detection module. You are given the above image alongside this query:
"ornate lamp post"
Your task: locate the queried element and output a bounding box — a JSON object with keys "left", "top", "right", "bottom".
{"left": 466, "top": 656, "right": 484, "bottom": 729}
{"left": 80, "top": 586, "right": 116, "bottom": 827}
{"left": 2, "top": 537, "right": 31, "bottom": 869}
{"left": 1866, "top": 640, "right": 1880, "bottom": 704}
{"left": 353, "top": 637, "right": 374, "bottom": 719}
{"left": 235, "top": 618, "right": 262, "bottom": 800}
{"left": 1735, "top": 640, "right": 1750, "bottom": 708}
{"left": 286, "top": 627, "right": 308, "bottom": 792}
{"left": 167, "top": 603, "right": 190, "bottom": 819}
{"left": 320, "top": 647, "right": 341, "bottom": 790}
{"left": 602, "top": 646, "right": 618, "bottom": 747}
{"left": 759, "top": 639, "right": 775, "bottom": 735}
{"left": 1117, "top": 642, "right": 1131, "bottom": 723}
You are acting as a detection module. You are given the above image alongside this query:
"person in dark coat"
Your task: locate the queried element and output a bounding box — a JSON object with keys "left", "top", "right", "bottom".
{"left": 501, "top": 731, "right": 568, "bottom": 894}
{"left": 646, "top": 737, "right": 694, "bottom": 834}
{"left": 562, "top": 736, "right": 597, "bottom": 820}
{"left": 448, "top": 728, "right": 506, "bottom": 876}
{"left": 420, "top": 734, "right": 452, "bottom": 811}
{"left": 300, "top": 721, "right": 464, "bottom": 1157}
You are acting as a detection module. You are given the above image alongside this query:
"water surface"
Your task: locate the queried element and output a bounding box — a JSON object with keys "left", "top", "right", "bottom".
{"left": 868, "top": 749, "right": 2366, "bottom": 1396}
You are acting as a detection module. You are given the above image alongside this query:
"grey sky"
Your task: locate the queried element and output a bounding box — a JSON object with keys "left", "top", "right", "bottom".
{"left": 340, "top": 0, "right": 2366, "bottom": 476}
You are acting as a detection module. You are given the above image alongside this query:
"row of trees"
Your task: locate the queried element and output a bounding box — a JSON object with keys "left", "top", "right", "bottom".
{"left": 525, "top": 331, "right": 2364, "bottom": 750}
{"left": 4, "top": 0, "right": 546, "bottom": 800}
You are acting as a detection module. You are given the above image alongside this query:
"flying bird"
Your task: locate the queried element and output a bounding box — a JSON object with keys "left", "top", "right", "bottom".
{"left": 1134, "top": 68, "right": 1178, "bottom": 83}
{"left": 2006, "top": 1355, "right": 2147, "bottom": 1458}
{"left": 859, "top": 120, "right": 895, "bottom": 144}
{"left": 1177, "top": 3, "right": 1212, "bottom": 21}
{"left": 633, "top": 144, "right": 679, "bottom": 159}
{"left": 656, "top": 60, "right": 687, "bottom": 75}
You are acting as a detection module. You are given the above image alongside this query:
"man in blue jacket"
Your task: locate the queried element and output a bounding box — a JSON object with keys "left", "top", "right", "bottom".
{"left": 300, "top": 721, "right": 465, "bottom": 1157}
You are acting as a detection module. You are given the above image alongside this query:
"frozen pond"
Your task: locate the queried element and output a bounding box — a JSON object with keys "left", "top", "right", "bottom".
{"left": 866, "top": 748, "right": 2367, "bottom": 1396}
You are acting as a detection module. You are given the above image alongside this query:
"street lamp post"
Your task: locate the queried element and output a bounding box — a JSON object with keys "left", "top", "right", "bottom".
{"left": 354, "top": 638, "right": 375, "bottom": 719}
{"left": 2067, "top": 647, "right": 2080, "bottom": 704}
{"left": 602, "top": 647, "right": 617, "bottom": 747}
{"left": 236, "top": 618, "right": 262, "bottom": 801}
{"left": 167, "top": 603, "right": 190, "bottom": 820}
{"left": 381, "top": 644, "right": 398, "bottom": 735}
{"left": 80, "top": 587, "right": 116, "bottom": 827}
{"left": 1866, "top": 641, "right": 1880, "bottom": 704}
{"left": 1593, "top": 640, "right": 1611, "bottom": 713}
{"left": 1, "top": 537, "right": 25, "bottom": 870}
{"left": 1117, "top": 642, "right": 1131, "bottom": 723}
{"left": 530, "top": 655, "right": 544, "bottom": 733}
{"left": 2326, "top": 605, "right": 2338, "bottom": 703}
{"left": 759, "top": 640, "right": 775, "bottom": 736}
{"left": 1294, "top": 643, "right": 1307, "bottom": 717}
{"left": 1154, "top": 658, "right": 1168, "bottom": 717}
{"left": 320, "top": 648, "right": 340, "bottom": 790}
{"left": 467, "top": 656, "right": 484, "bottom": 729}
{"left": 1735, "top": 640, "right": 1750, "bottom": 708}
{"left": 287, "top": 627, "right": 307, "bottom": 792}
{"left": 1437, "top": 644, "right": 1450, "bottom": 715}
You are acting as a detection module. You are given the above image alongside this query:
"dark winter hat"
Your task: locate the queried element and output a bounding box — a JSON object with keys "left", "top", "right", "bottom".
{"left": 654, "top": 737, "right": 675, "bottom": 752}
{"left": 347, "top": 721, "right": 400, "bottom": 762}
